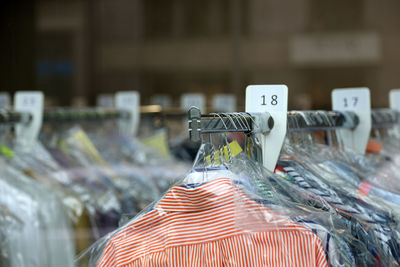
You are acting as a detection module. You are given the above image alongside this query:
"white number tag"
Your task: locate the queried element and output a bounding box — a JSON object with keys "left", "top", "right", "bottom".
{"left": 212, "top": 94, "right": 236, "bottom": 112}
{"left": 115, "top": 91, "right": 140, "bottom": 136}
{"left": 116, "top": 92, "right": 139, "bottom": 110}
{"left": 15, "top": 92, "right": 43, "bottom": 112}
{"left": 332, "top": 88, "right": 369, "bottom": 111}
{"left": 97, "top": 94, "right": 115, "bottom": 108}
{"left": 245, "top": 85, "right": 287, "bottom": 112}
{"left": 331, "top": 87, "right": 371, "bottom": 154}
{"left": 390, "top": 89, "right": 400, "bottom": 111}
{"left": 14, "top": 91, "right": 44, "bottom": 152}
{"left": 151, "top": 94, "right": 172, "bottom": 108}
{"left": 181, "top": 94, "right": 205, "bottom": 112}
{"left": 245, "top": 84, "right": 288, "bottom": 172}
{"left": 0, "top": 93, "right": 10, "bottom": 109}
{"left": 389, "top": 89, "right": 400, "bottom": 138}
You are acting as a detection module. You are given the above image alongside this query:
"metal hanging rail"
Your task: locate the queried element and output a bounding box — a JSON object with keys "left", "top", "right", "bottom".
{"left": 43, "top": 108, "right": 131, "bottom": 122}
{"left": 371, "top": 109, "right": 399, "bottom": 129}
{"left": 188, "top": 108, "right": 363, "bottom": 142}
{"left": 287, "top": 111, "right": 359, "bottom": 132}
{"left": 0, "top": 106, "right": 187, "bottom": 125}
{"left": 0, "top": 110, "right": 32, "bottom": 125}
{"left": 44, "top": 105, "right": 187, "bottom": 122}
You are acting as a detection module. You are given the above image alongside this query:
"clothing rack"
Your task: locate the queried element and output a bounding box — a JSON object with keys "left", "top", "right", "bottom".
{"left": 0, "top": 107, "right": 397, "bottom": 131}
{"left": 188, "top": 108, "right": 362, "bottom": 141}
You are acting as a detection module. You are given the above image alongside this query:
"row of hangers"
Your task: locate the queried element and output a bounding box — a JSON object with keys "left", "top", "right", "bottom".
{"left": 188, "top": 85, "right": 400, "bottom": 172}
{"left": 0, "top": 91, "right": 187, "bottom": 154}
{"left": 2, "top": 86, "right": 400, "bottom": 169}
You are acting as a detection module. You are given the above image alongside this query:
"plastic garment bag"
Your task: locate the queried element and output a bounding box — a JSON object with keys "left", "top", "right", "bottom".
{"left": 39, "top": 125, "right": 157, "bottom": 239}
{"left": 0, "top": 159, "right": 75, "bottom": 267}
{"left": 232, "top": 155, "right": 362, "bottom": 267}
{"left": 281, "top": 113, "right": 400, "bottom": 266}
{"left": 38, "top": 119, "right": 189, "bottom": 257}
{"left": 340, "top": 124, "right": 400, "bottom": 195}
{"left": 0, "top": 204, "right": 23, "bottom": 267}
{"left": 81, "top": 132, "right": 332, "bottom": 267}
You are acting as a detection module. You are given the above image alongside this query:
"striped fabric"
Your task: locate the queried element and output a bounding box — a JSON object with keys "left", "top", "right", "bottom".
{"left": 97, "top": 178, "right": 328, "bottom": 267}
{"left": 279, "top": 164, "right": 394, "bottom": 259}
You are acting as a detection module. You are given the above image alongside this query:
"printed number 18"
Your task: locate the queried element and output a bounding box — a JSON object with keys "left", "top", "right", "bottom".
{"left": 261, "top": 95, "right": 278, "bottom": 106}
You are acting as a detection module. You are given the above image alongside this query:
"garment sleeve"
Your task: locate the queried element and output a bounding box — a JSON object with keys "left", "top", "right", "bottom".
{"left": 314, "top": 235, "right": 329, "bottom": 267}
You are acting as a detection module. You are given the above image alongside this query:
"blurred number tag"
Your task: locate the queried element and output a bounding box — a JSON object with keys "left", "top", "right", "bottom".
{"left": 332, "top": 88, "right": 369, "bottom": 111}
{"left": 246, "top": 85, "right": 287, "bottom": 113}
{"left": 181, "top": 93, "right": 205, "bottom": 112}
{"left": 115, "top": 91, "right": 140, "bottom": 136}
{"left": 151, "top": 94, "right": 172, "bottom": 108}
{"left": 212, "top": 94, "right": 236, "bottom": 112}
{"left": 15, "top": 92, "right": 43, "bottom": 112}
{"left": 97, "top": 94, "right": 114, "bottom": 108}
{"left": 390, "top": 89, "right": 400, "bottom": 111}
{"left": 116, "top": 92, "right": 139, "bottom": 110}
{"left": 0, "top": 93, "right": 10, "bottom": 109}
{"left": 14, "top": 91, "right": 44, "bottom": 152}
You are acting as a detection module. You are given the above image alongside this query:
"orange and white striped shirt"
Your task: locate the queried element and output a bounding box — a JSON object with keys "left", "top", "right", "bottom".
{"left": 97, "top": 178, "right": 328, "bottom": 267}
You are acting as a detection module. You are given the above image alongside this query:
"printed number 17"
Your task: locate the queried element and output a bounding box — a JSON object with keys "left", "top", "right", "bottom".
{"left": 343, "top": 97, "right": 358, "bottom": 108}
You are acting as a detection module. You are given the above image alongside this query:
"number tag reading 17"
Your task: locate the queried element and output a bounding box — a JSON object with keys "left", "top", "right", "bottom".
{"left": 332, "top": 88, "right": 370, "bottom": 111}
{"left": 246, "top": 85, "right": 287, "bottom": 113}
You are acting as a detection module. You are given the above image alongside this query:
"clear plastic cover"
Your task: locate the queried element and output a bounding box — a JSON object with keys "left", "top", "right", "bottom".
{"left": 281, "top": 114, "right": 400, "bottom": 266}
{"left": 86, "top": 153, "right": 329, "bottom": 266}
{"left": 0, "top": 160, "right": 75, "bottom": 267}
{"left": 0, "top": 118, "right": 190, "bottom": 266}
{"left": 84, "top": 133, "right": 373, "bottom": 267}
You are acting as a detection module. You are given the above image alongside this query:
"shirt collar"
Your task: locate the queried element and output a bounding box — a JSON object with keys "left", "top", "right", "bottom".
{"left": 156, "top": 178, "right": 236, "bottom": 212}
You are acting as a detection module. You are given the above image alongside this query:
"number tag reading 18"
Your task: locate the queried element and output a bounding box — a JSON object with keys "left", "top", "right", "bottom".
{"left": 181, "top": 93, "right": 205, "bottom": 112}
{"left": 332, "top": 88, "right": 370, "bottom": 111}
{"left": 245, "top": 85, "right": 287, "bottom": 113}
{"left": 245, "top": 84, "right": 288, "bottom": 172}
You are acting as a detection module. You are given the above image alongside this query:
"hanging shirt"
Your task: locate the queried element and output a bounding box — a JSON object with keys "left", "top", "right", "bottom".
{"left": 276, "top": 161, "right": 399, "bottom": 266}
{"left": 97, "top": 177, "right": 328, "bottom": 267}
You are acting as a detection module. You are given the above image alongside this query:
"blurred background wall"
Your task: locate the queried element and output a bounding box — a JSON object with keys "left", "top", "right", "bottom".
{"left": 1, "top": 0, "right": 400, "bottom": 110}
